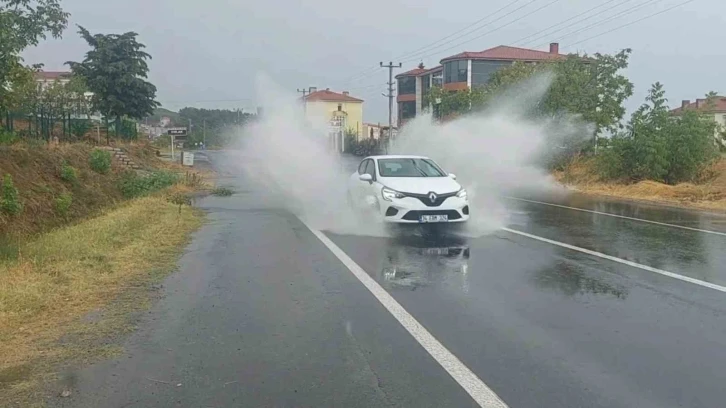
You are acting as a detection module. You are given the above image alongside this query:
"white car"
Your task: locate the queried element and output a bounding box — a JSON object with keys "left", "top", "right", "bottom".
{"left": 346, "top": 155, "right": 469, "bottom": 224}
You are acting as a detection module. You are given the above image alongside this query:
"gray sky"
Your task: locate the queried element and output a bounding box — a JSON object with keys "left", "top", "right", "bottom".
{"left": 22, "top": 0, "right": 725, "bottom": 123}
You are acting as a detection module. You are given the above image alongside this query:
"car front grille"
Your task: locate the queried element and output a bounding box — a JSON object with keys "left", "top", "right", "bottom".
{"left": 401, "top": 191, "right": 458, "bottom": 207}
{"left": 401, "top": 210, "right": 462, "bottom": 221}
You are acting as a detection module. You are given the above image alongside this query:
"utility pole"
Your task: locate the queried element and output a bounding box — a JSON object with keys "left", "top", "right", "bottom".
{"left": 297, "top": 87, "right": 312, "bottom": 114}
{"left": 203, "top": 118, "right": 206, "bottom": 149}
{"left": 380, "top": 61, "right": 402, "bottom": 152}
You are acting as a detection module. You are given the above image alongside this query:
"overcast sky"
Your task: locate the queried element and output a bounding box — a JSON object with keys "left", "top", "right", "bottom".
{"left": 22, "top": 0, "right": 725, "bottom": 123}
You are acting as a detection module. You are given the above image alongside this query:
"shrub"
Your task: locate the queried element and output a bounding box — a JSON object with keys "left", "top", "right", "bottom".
{"left": 0, "top": 129, "right": 18, "bottom": 145}
{"left": 0, "top": 174, "right": 23, "bottom": 216}
{"left": 55, "top": 192, "right": 73, "bottom": 216}
{"left": 182, "top": 171, "right": 204, "bottom": 188}
{"left": 211, "top": 186, "right": 233, "bottom": 197}
{"left": 118, "top": 171, "right": 179, "bottom": 198}
{"left": 60, "top": 161, "right": 79, "bottom": 183}
{"left": 89, "top": 149, "right": 112, "bottom": 174}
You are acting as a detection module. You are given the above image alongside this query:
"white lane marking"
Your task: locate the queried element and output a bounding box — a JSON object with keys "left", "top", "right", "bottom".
{"left": 504, "top": 196, "right": 726, "bottom": 237}
{"left": 502, "top": 227, "right": 726, "bottom": 294}
{"left": 302, "top": 221, "right": 509, "bottom": 408}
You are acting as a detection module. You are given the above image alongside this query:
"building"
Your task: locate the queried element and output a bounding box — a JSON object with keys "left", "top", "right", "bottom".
{"left": 303, "top": 88, "right": 364, "bottom": 151}
{"left": 34, "top": 71, "right": 72, "bottom": 89}
{"left": 396, "top": 43, "right": 564, "bottom": 125}
{"left": 670, "top": 96, "right": 726, "bottom": 143}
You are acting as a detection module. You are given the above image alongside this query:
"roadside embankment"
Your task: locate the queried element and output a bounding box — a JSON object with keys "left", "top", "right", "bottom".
{"left": 555, "top": 156, "right": 726, "bottom": 212}
{"left": 0, "top": 142, "right": 215, "bottom": 405}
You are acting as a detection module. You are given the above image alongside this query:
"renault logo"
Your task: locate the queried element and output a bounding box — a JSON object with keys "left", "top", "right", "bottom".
{"left": 428, "top": 192, "right": 437, "bottom": 203}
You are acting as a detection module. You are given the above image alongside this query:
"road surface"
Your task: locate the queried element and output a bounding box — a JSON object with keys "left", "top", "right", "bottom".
{"left": 50, "top": 151, "right": 726, "bottom": 408}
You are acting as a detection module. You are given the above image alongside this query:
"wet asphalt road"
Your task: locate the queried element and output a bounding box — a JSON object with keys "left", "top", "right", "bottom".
{"left": 49, "top": 151, "right": 726, "bottom": 408}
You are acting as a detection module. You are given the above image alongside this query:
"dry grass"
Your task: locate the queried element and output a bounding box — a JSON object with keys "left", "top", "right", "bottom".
{"left": 0, "top": 194, "right": 203, "bottom": 402}
{"left": 556, "top": 157, "right": 726, "bottom": 212}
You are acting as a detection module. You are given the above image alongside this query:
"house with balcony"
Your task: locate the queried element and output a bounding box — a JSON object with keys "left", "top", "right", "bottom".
{"left": 396, "top": 42, "right": 564, "bottom": 125}
{"left": 303, "top": 88, "right": 364, "bottom": 151}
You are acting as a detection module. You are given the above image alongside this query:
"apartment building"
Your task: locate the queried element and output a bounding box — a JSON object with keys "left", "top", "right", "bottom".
{"left": 396, "top": 42, "right": 564, "bottom": 125}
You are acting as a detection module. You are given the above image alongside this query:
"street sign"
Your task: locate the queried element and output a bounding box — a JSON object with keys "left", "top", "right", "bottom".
{"left": 167, "top": 128, "right": 188, "bottom": 137}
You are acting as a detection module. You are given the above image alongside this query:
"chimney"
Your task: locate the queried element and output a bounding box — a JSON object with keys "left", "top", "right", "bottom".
{"left": 326, "top": 87, "right": 330, "bottom": 91}
{"left": 682, "top": 100, "right": 690, "bottom": 109}
{"left": 696, "top": 99, "right": 705, "bottom": 109}
{"left": 418, "top": 62, "right": 425, "bottom": 69}
{"left": 343, "top": 91, "right": 349, "bottom": 96}
{"left": 549, "top": 42, "right": 559, "bottom": 54}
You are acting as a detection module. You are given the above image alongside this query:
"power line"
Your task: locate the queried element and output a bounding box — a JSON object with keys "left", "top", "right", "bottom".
{"left": 333, "top": 0, "right": 526, "bottom": 87}
{"left": 399, "top": 0, "right": 546, "bottom": 64}
{"left": 394, "top": 0, "right": 527, "bottom": 61}
{"left": 531, "top": 0, "right": 665, "bottom": 48}
{"left": 402, "top": 0, "right": 561, "bottom": 64}
{"left": 512, "top": 0, "right": 631, "bottom": 46}
{"left": 566, "top": 0, "right": 696, "bottom": 47}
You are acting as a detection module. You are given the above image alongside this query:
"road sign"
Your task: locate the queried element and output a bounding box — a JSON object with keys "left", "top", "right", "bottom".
{"left": 167, "top": 128, "right": 188, "bottom": 137}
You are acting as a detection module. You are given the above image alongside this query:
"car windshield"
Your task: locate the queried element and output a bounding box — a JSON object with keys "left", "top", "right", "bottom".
{"left": 378, "top": 158, "right": 446, "bottom": 177}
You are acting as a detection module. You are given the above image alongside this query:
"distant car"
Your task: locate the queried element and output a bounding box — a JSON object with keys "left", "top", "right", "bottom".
{"left": 346, "top": 155, "right": 469, "bottom": 224}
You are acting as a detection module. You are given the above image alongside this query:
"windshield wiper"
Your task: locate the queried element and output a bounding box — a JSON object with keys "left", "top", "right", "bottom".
{"left": 411, "top": 160, "right": 428, "bottom": 177}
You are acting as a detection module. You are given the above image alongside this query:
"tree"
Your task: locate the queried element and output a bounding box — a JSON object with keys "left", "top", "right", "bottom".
{"left": 0, "top": 0, "right": 69, "bottom": 111}
{"left": 598, "top": 84, "right": 719, "bottom": 184}
{"left": 66, "top": 26, "right": 159, "bottom": 138}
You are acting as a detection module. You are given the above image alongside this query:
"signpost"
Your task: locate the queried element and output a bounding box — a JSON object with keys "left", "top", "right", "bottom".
{"left": 167, "top": 128, "right": 188, "bottom": 160}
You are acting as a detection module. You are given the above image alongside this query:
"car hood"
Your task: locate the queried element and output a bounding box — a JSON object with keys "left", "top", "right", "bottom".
{"left": 380, "top": 177, "right": 461, "bottom": 194}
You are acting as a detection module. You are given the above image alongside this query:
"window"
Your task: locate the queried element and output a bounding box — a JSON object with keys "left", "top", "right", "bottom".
{"left": 431, "top": 71, "right": 443, "bottom": 87}
{"left": 378, "top": 158, "right": 447, "bottom": 177}
{"left": 443, "top": 60, "right": 467, "bottom": 83}
{"left": 364, "top": 160, "right": 376, "bottom": 178}
{"left": 337, "top": 103, "right": 342, "bottom": 111}
{"left": 471, "top": 60, "right": 512, "bottom": 87}
{"left": 397, "top": 76, "right": 416, "bottom": 95}
{"left": 358, "top": 159, "right": 368, "bottom": 174}
{"left": 399, "top": 101, "right": 416, "bottom": 121}
{"left": 421, "top": 74, "right": 431, "bottom": 105}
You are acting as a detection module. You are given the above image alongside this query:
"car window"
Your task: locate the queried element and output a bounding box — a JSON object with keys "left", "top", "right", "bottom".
{"left": 364, "top": 160, "right": 375, "bottom": 178}
{"left": 357, "top": 160, "right": 367, "bottom": 175}
{"left": 378, "top": 158, "right": 446, "bottom": 177}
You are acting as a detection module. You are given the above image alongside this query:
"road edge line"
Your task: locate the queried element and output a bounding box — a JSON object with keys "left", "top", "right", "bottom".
{"left": 301, "top": 221, "right": 509, "bottom": 408}
{"left": 502, "top": 227, "right": 726, "bottom": 293}
{"left": 504, "top": 197, "right": 726, "bottom": 237}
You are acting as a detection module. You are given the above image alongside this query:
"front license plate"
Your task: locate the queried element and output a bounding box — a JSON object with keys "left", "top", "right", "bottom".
{"left": 423, "top": 247, "right": 450, "bottom": 255}
{"left": 420, "top": 214, "right": 448, "bottom": 223}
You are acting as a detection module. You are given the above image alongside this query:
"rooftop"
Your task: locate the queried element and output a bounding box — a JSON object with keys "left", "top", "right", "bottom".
{"left": 34, "top": 71, "right": 72, "bottom": 81}
{"left": 440, "top": 44, "right": 564, "bottom": 63}
{"left": 305, "top": 88, "right": 363, "bottom": 103}
{"left": 671, "top": 97, "right": 726, "bottom": 114}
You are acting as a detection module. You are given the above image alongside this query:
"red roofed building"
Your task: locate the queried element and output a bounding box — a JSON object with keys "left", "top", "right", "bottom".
{"left": 303, "top": 88, "right": 364, "bottom": 148}
{"left": 670, "top": 96, "right": 726, "bottom": 141}
{"left": 34, "top": 70, "right": 72, "bottom": 90}
{"left": 395, "top": 43, "right": 564, "bottom": 125}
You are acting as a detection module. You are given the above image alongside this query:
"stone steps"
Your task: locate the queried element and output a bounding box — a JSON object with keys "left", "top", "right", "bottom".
{"left": 99, "top": 146, "right": 141, "bottom": 170}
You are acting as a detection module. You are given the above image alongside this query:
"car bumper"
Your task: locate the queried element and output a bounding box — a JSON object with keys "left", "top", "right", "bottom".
{"left": 379, "top": 196, "right": 470, "bottom": 224}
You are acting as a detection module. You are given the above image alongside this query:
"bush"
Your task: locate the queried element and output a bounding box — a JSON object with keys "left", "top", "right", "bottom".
{"left": 597, "top": 84, "right": 720, "bottom": 184}
{"left": 212, "top": 186, "right": 234, "bottom": 197}
{"left": 118, "top": 171, "right": 179, "bottom": 198}
{"left": 55, "top": 192, "right": 73, "bottom": 216}
{"left": 0, "top": 129, "right": 18, "bottom": 145}
{"left": 60, "top": 161, "right": 79, "bottom": 183}
{"left": 0, "top": 174, "right": 23, "bottom": 216}
{"left": 89, "top": 149, "right": 112, "bottom": 174}
{"left": 70, "top": 120, "right": 92, "bottom": 139}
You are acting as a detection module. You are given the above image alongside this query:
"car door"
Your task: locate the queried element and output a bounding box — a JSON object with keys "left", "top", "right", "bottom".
{"left": 349, "top": 158, "right": 370, "bottom": 205}
{"left": 361, "top": 158, "right": 380, "bottom": 207}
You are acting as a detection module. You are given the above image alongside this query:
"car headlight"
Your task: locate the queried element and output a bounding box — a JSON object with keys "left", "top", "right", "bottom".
{"left": 381, "top": 187, "right": 404, "bottom": 201}
{"left": 456, "top": 188, "right": 468, "bottom": 200}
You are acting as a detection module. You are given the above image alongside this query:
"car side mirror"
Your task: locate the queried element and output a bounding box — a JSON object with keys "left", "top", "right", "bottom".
{"left": 448, "top": 173, "right": 457, "bottom": 180}
{"left": 359, "top": 173, "right": 373, "bottom": 183}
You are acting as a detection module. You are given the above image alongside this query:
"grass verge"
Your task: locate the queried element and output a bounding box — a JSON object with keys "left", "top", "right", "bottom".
{"left": 556, "top": 157, "right": 726, "bottom": 212}
{"left": 0, "top": 194, "right": 204, "bottom": 404}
